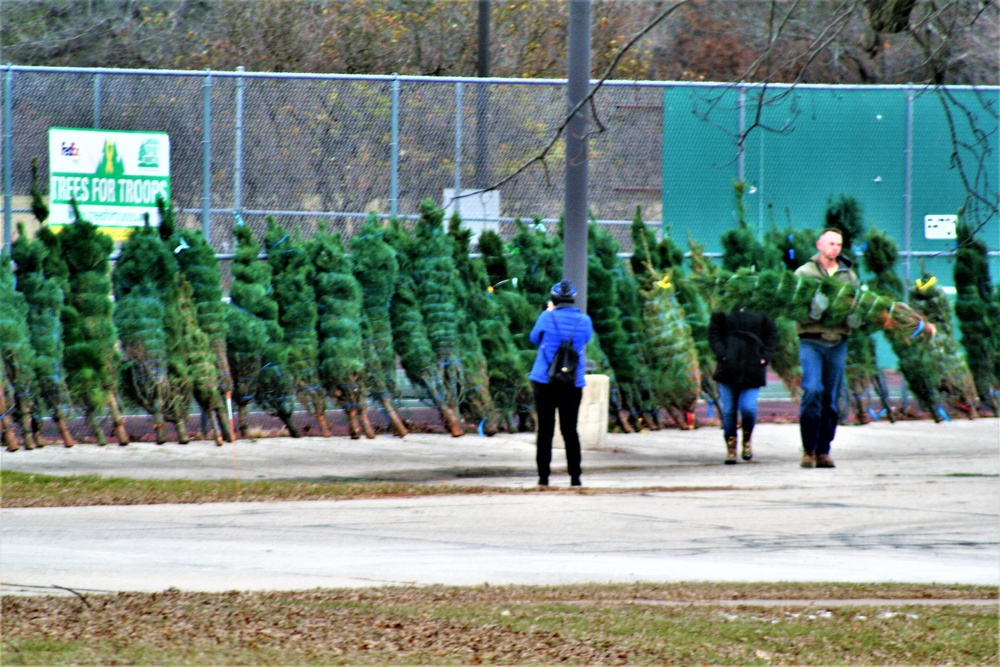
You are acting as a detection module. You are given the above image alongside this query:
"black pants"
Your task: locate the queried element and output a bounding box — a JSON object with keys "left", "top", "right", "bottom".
{"left": 533, "top": 380, "right": 583, "bottom": 481}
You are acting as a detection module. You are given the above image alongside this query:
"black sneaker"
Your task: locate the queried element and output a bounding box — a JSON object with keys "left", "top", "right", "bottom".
{"left": 570, "top": 477, "right": 581, "bottom": 487}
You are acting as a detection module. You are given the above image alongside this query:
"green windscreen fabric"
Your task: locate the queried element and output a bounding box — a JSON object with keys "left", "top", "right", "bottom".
{"left": 662, "top": 84, "right": 998, "bottom": 285}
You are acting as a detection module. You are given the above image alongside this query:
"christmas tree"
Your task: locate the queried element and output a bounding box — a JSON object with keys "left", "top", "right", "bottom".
{"left": 0, "top": 251, "right": 37, "bottom": 450}
{"left": 157, "top": 197, "right": 234, "bottom": 441}
{"left": 632, "top": 206, "right": 717, "bottom": 424}
{"left": 408, "top": 201, "right": 466, "bottom": 427}
{"left": 227, "top": 222, "right": 299, "bottom": 437}
{"left": 908, "top": 265, "right": 979, "bottom": 419}
{"left": 350, "top": 213, "right": 408, "bottom": 437}
{"left": 590, "top": 218, "right": 642, "bottom": 432}
{"left": 112, "top": 220, "right": 177, "bottom": 444}
{"left": 60, "top": 201, "right": 128, "bottom": 445}
{"left": 265, "top": 218, "right": 329, "bottom": 437}
{"left": 449, "top": 211, "right": 527, "bottom": 434}
{"left": 386, "top": 216, "right": 464, "bottom": 437}
{"left": 953, "top": 214, "right": 998, "bottom": 415}
{"left": 12, "top": 223, "right": 75, "bottom": 446}
{"left": 631, "top": 219, "right": 700, "bottom": 429}
{"left": 477, "top": 228, "right": 540, "bottom": 431}
{"left": 307, "top": 223, "right": 373, "bottom": 439}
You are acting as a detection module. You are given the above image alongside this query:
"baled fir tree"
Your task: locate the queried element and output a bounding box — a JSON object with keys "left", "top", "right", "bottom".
{"left": 448, "top": 211, "right": 516, "bottom": 434}
{"left": 861, "top": 229, "right": 946, "bottom": 420}
{"left": 12, "top": 223, "right": 75, "bottom": 446}
{"left": 589, "top": 219, "right": 641, "bottom": 432}
{"left": 112, "top": 220, "right": 177, "bottom": 444}
{"left": 265, "top": 218, "right": 329, "bottom": 437}
{"left": 631, "top": 219, "right": 700, "bottom": 429}
{"left": 60, "top": 201, "right": 128, "bottom": 445}
{"left": 167, "top": 277, "right": 229, "bottom": 444}
{"left": 953, "top": 214, "right": 998, "bottom": 415}
{"left": 908, "top": 266, "right": 979, "bottom": 420}
{"left": 227, "top": 222, "right": 299, "bottom": 438}
{"left": 0, "top": 251, "right": 38, "bottom": 451}
{"left": 157, "top": 197, "right": 234, "bottom": 437}
{"left": 307, "top": 224, "right": 374, "bottom": 439}
{"left": 408, "top": 200, "right": 466, "bottom": 425}
{"left": 631, "top": 206, "right": 718, "bottom": 422}
{"left": 476, "top": 228, "right": 540, "bottom": 431}
{"left": 350, "top": 213, "right": 408, "bottom": 437}
{"left": 386, "top": 216, "right": 464, "bottom": 437}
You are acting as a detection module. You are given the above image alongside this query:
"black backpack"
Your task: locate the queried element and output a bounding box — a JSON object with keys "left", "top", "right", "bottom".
{"left": 547, "top": 313, "right": 583, "bottom": 386}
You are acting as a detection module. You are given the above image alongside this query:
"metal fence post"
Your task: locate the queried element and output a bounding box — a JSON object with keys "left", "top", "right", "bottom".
{"left": 234, "top": 66, "right": 245, "bottom": 227}
{"left": 390, "top": 75, "right": 400, "bottom": 219}
{"left": 2, "top": 66, "right": 12, "bottom": 253}
{"left": 93, "top": 72, "right": 102, "bottom": 128}
{"left": 454, "top": 81, "right": 463, "bottom": 202}
{"left": 201, "top": 70, "right": 212, "bottom": 240}
{"left": 903, "top": 84, "right": 914, "bottom": 285}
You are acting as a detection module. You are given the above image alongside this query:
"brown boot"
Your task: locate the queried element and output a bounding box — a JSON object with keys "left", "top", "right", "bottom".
{"left": 741, "top": 428, "right": 753, "bottom": 461}
{"left": 725, "top": 436, "right": 737, "bottom": 465}
{"left": 800, "top": 451, "right": 816, "bottom": 468}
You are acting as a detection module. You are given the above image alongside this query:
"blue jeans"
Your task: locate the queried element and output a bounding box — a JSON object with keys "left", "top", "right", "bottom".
{"left": 718, "top": 383, "right": 759, "bottom": 440}
{"left": 799, "top": 338, "right": 847, "bottom": 455}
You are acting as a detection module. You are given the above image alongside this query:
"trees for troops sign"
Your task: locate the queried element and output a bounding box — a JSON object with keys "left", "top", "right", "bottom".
{"left": 48, "top": 127, "right": 170, "bottom": 239}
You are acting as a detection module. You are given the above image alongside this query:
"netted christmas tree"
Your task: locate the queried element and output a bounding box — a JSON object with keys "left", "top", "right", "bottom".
{"left": 632, "top": 206, "right": 715, "bottom": 425}
{"left": 762, "top": 221, "right": 818, "bottom": 400}
{"left": 227, "top": 223, "right": 298, "bottom": 437}
{"left": 448, "top": 211, "right": 522, "bottom": 435}
{"left": 408, "top": 201, "right": 468, "bottom": 427}
{"left": 908, "top": 264, "right": 979, "bottom": 420}
{"left": 157, "top": 197, "right": 234, "bottom": 441}
{"left": 862, "top": 229, "right": 947, "bottom": 421}
{"left": 350, "top": 213, "right": 408, "bottom": 437}
{"left": 1, "top": 251, "right": 37, "bottom": 451}
{"left": 477, "top": 228, "right": 540, "bottom": 431}
{"left": 265, "top": 218, "right": 329, "bottom": 437}
{"left": 307, "top": 223, "right": 373, "bottom": 439}
{"left": 631, "top": 217, "right": 700, "bottom": 429}
{"left": 60, "top": 201, "right": 128, "bottom": 445}
{"left": 164, "top": 276, "right": 230, "bottom": 444}
{"left": 590, "top": 217, "right": 644, "bottom": 431}
{"left": 386, "top": 215, "right": 464, "bottom": 437}
{"left": 700, "top": 265, "right": 939, "bottom": 419}
{"left": 112, "top": 220, "right": 177, "bottom": 444}
{"left": 12, "top": 223, "right": 74, "bottom": 447}
{"left": 716, "top": 182, "right": 803, "bottom": 399}
{"left": 953, "top": 213, "right": 998, "bottom": 415}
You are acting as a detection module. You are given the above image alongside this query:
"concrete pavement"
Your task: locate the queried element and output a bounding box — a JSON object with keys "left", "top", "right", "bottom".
{"left": 2, "top": 419, "right": 998, "bottom": 595}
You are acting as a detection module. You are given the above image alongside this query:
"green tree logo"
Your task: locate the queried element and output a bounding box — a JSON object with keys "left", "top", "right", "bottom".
{"left": 95, "top": 140, "right": 126, "bottom": 177}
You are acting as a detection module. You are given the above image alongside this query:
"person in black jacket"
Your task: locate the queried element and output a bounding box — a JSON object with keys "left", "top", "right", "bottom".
{"left": 708, "top": 308, "right": 778, "bottom": 464}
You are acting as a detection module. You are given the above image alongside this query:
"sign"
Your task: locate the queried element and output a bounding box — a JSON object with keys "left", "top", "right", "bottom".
{"left": 443, "top": 188, "right": 500, "bottom": 242}
{"left": 924, "top": 214, "right": 957, "bottom": 240}
{"left": 48, "top": 127, "right": 170, "bottom": 239}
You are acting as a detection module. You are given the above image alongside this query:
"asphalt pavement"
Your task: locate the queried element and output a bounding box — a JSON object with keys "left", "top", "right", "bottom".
{"left": 2, "top": 418, "right": 998, "bottom": 595}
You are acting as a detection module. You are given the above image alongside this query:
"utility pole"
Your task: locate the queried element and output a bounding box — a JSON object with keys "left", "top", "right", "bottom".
{"left": 564, "top": 0, "right": 591, "bottom": 309}
{"left": 475, "top": 0, "right": 490, "bottom": 188}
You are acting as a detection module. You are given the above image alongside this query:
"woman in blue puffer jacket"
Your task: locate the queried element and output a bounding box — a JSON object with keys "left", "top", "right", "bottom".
{"left": 528, "top": 279, "right": 594, "bottom": 487}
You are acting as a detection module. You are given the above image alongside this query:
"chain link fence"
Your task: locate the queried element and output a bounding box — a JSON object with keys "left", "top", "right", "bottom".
{"left": 3, "top": 66, "right": 668, "bottom": 257}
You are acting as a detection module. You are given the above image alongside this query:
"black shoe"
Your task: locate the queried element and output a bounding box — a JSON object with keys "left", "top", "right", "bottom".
{"left": 538, "top": 477, "right": 549, "bottom": 487}
{"left": 570, "top": 477, "right": 581, "bottom": 487}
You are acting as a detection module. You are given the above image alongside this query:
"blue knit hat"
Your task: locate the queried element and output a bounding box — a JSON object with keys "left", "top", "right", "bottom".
{"left": 550, "top": 279, "right": 577, "bottom": 300}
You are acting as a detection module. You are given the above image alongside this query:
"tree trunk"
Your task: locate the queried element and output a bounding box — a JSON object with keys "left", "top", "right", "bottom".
{"left": 0, "top": 383, "right": 19, "bottom": 451}
{"left": 108, "top": 393, "right": 129, "bottom": 445}
{"left": 440, "top": 405, "right": 465, "bottom": 437}
{"left": 378, "top": 395, "right": 409, "bottom": 438}
{"left": 54, "top": 406, "right": 75, "bottom": 447}
{"left": 174, "top": 419, "right": 191, "bottom": 444}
